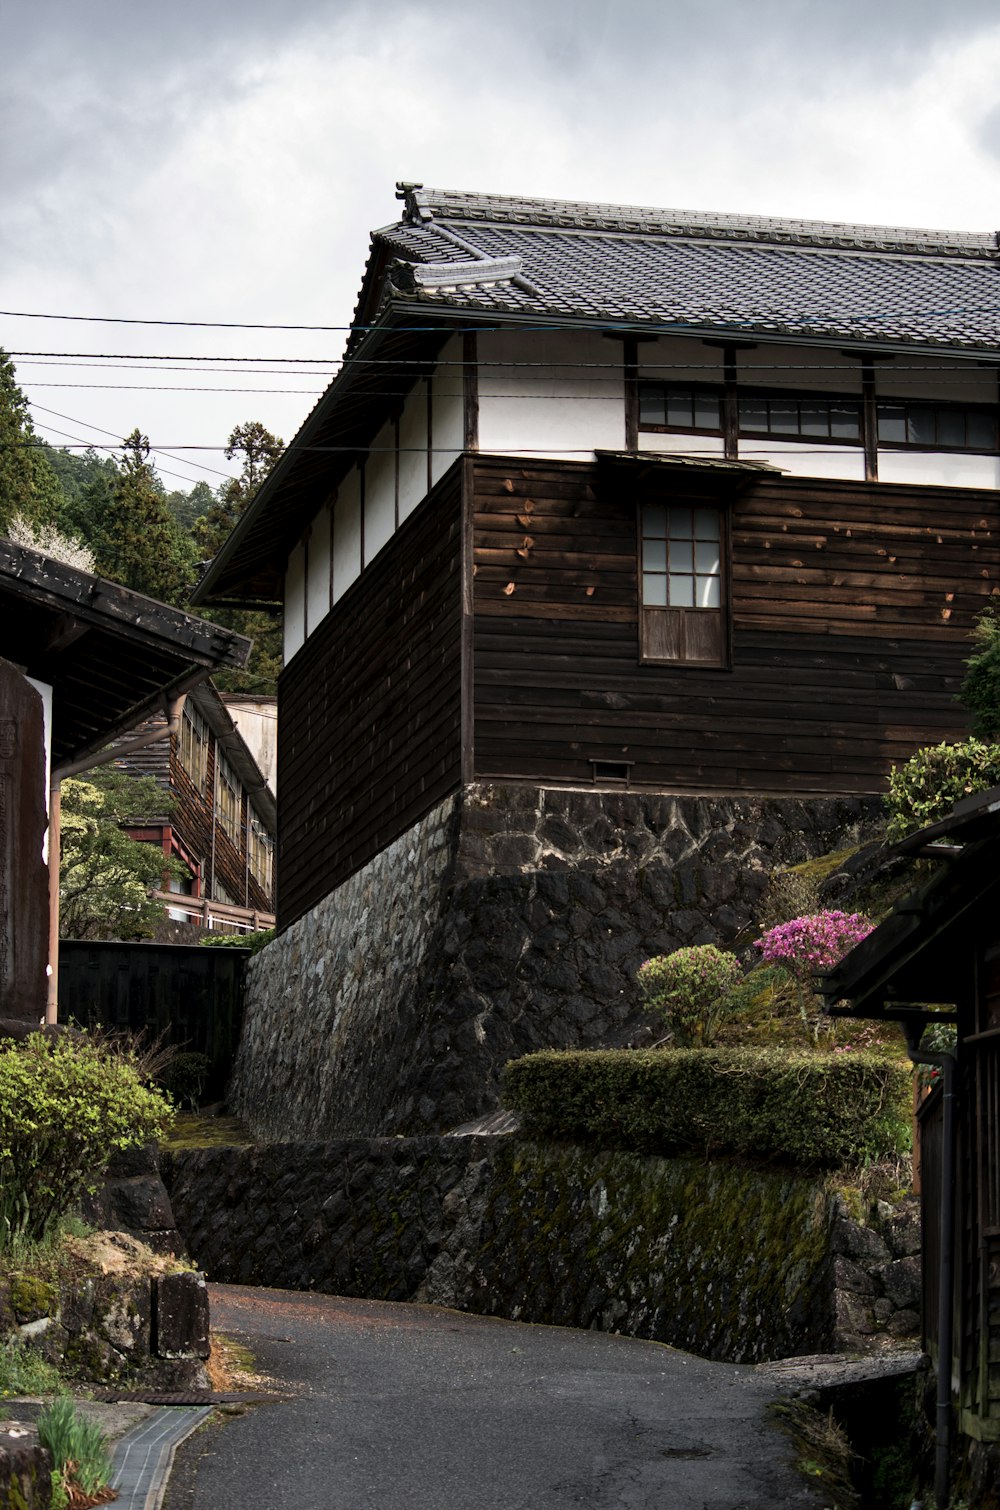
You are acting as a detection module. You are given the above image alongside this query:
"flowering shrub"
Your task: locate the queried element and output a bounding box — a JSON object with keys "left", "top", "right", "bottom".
{"left": 754, "top": 911, "right": 874, "bottom": 978}
{"left": 636, "top": 945, "right": 743, "bottom": 1047}
{"left": 753, "top": 910, "right": 874, "bottom": 1042}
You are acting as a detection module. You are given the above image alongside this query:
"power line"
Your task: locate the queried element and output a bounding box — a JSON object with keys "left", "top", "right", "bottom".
{"left": 30, "top": 402, "right": 234, "bottom": 480}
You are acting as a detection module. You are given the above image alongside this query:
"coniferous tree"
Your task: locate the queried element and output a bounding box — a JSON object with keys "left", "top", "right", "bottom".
{"left": 96, "top": 430, "right": 198, "bottom": 604}
{"left": 0, "top": 350, "right": 64, "bottom": 532}
{"left": 194, "top": 421, "right": 285, "bottom": 695}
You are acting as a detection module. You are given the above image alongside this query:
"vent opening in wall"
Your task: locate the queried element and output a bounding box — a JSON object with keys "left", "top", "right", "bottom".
{"left": 591, "top": 760, "right": 632, "bottom": 786}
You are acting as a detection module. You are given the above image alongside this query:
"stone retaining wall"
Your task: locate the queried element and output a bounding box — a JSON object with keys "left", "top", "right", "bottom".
{"left": 161, "top": 1135, "right": 919, "bottom": 1365}
{"left": 234, "top": 785, "right": 881, "bottom": 1140}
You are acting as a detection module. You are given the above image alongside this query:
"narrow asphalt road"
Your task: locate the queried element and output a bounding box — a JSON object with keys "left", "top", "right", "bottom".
{"left": 163, "top": 1284, "right": 822, "bottom": 1509}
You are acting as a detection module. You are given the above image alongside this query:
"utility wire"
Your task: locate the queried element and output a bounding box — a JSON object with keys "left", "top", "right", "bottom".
{"left": 30, "top": 402, "right": 234, "bottom": 480}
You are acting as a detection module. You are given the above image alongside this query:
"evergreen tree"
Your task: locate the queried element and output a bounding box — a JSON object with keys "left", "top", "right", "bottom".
{"left": 0, "top": 350, "right": 64, "bottom": 532}
{"left": 95, "top": 430, "right": 198, "bottom": 604}
{"left": 165, "top": 479, "right": 214, "bottom": 532}
{"left": 194, "top": 421, "right": 285, "bottom": 695}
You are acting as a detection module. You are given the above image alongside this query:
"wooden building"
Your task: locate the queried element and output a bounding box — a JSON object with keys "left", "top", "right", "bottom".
{"left": 193, "top": 187, "right": 1000, "bottom": 931}
{"left": 822, "top": 790, "right": 1000, "bottom": 1485}
{"left": 114, "top": 680, "right": 276, "bottom": 928}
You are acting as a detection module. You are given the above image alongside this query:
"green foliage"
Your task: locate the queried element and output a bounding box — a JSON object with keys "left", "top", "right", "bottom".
{"left": 37, "top": 1395, "right": 114, "bottom": 1501}
{"left": 60, "top": 765, "right": 185, "bottom": 940}
{"left": 0, "top": 349, "right": 64, "bottom": 532}
{"left": 960, "top": 600, "right": 1000, "bottom": 739}
{"left": 158, "top": 1052, "right": 211, "bottom": 1110}
{"left": 636, "top": 945, "right": 743, "bottom": 1046}
{"left": 502, "top": 1047, "right": 911, "bottom": 1169}
{"left": 0, "top": 1336, "right": 63, "bottom": 1398}
{"left": 193, "top": 421, "right": 285, "bottom": 694}
{"left": 884, "top": 737, "right": 1000, "bottom": 842}
{"left": 758, "top": 867, "right": 822, "bottom": 930}
{"left": 0, "top": 1033, "right": 173, "bottom": 1250}
{"left": 199, "top": 927, "right": 274, "bottom": 954}
{"left": 93, "top": 429, "right": 198, "bottom": 604}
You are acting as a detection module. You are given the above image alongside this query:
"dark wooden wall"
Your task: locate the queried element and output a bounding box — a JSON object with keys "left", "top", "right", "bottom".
{"left": 278, "top": 468, "right": 464, "bottom": 928}
{"left": 471, "top": 458, "right": 999, "bottom": 794}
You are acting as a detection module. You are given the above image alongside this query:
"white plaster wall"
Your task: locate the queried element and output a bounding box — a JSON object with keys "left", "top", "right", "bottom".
{"left": 740, "top": 440, "right": 866, "bottom": 481}
{"left": 637, "top": 336, "right": 725, "bottom": 386}
{"left": 223, "top": 700, "right": 278, "bottom": 796}
{"left": 399, "top": 380, "right": 428, "bottom": 521}
{"left": 25, "top": 676, "right": 52, "bottom": 857}
{"left": 431, "top": 378, "right": 464, "bottom": 486}
{"left": 739, "top": 342, "right": 862, "bottom": 394}
{"left": 306, "top": 504, "right": 332, "bottom": 636}
{"left": 284, "top": 541, "right": 307, "bottom": 662}
{"left": 365, "top": 422, "right": 396, "bottom": 565}
{"left": 477, "top": 329, "right": 625, "bottom": 460}
{"left": 877, "top": 360, "right": 996, "bottom": 404}
{"left": 877, "top": 449, "right": 1000, "bottom": 490}
{"left": 638, "top": 431, "right": 726, "bottom": 458}
{"left": 333, "top": 468, "right": 362, "bottom": 603}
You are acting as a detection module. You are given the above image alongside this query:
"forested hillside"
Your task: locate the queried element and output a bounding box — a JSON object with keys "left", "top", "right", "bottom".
{"left": 0, "top": 348, "right": 282, "bottom": 695}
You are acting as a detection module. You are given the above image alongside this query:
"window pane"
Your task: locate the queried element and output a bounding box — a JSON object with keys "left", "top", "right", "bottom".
{"left": 907, "top": 406, "right": 936, "bottom": 446}
{"left": 830, "top": 402, "right": 861, "bottom": 440}
{"left": 739, "top": 398, "right": 768, "bottom": 432}
{"left": 639, "top": 384, "right": 666, "bottom": 425}
{"left": 968, "top": 412, "right": 997, "bottom": 450}
{"left": 799, "top": 402, "right": 829, "bottom": 438}
{"left": 695, "top": 541, "right": 720, "bottom": 575}
{"left": 643, "top": 503, "right": 668, "bottom": 538}
{"left": 667, "top": 507, "right": 693, "bottom": 539}
{"left": 769, "top": 401, "right": 798, "bottom": 435}
{"left": 643, "top": 538, "right": 667, "bottom": 572}
{"left": 696, "top": 576, "right": 721, "bottom": 608}
{"left": 643, "top": 573, "right": 667, "bottom": 606}
{"left": 936, "top": 408, "right": 964, "bottom": 448}
{"left": 693, "top": 507, "right": 719, "bottom": 540}
{"left": 669, "top": 539, "right": 694, "bottom": 572}
{"left": 877, "top": 405, "right": 906, "bottom": 443}
{"left": 666, "top": 389, "right": 694, "bottom": 427}
{"left": 693, "top": 390, "right": 721, "bottom": 429}
{"left": 669, "top": 574, "right": 694, "bottom": 607}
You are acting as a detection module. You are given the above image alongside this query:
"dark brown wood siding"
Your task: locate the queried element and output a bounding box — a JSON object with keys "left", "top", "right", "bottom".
{"left": 278, "top": 468, "right": 464, "bottom": 928}
{"left": 472, "top": 457, "right": 999, "bottom": 793}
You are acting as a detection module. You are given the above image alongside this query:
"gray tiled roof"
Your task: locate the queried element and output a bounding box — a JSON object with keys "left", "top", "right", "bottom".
{"left": 362, "top": 184, "right": 1000, "bottom": 352}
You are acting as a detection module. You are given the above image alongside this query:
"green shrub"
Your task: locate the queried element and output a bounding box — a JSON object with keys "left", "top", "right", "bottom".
{"left": 199, "top": 928, "right": 274, "bottom": 954}
{"left": 0, "top": 1033, "right": 173, "bottom": 1251}
{"left": 0, "top": 1336, "right": 63, "bottom": 1398}
{"left": 960, "top": 601, "right": 1000, "bottom": 740}
{"left": 37, "top": 1395, "right": 114, "bottom": 1504}
{"left": 885, "top": 737, "right": 1000, "bottom": 842}
{"left": 636, "top": 945, "right": 743, "bottom": 1046}
{"left": 502, "top": 1047, "right": 911, "bottom": 1169}
{"left": 158, "top": 1051, "right": 211, "bottom": 1110}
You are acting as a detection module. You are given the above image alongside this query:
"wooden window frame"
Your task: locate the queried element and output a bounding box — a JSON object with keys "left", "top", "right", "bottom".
{"left": 179, "top": 707, "right": 208, "bottom": 793}
{"left": 216, "top": 753, "right": 242, "bottom": 846}
{"left": 875, "top": 398, "right": 1000, "bottom": 455}
{"left": 637, "top": 501, "right": 730, "bottom": 669}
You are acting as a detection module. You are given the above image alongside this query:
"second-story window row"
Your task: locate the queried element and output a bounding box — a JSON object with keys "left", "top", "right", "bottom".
{"left": 638, "top": 382, "right": 999, "bottom": 452}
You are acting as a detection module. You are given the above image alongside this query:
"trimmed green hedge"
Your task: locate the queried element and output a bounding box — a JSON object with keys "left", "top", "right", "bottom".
{"left": 501, "top": 1048, "right": 910, "bottom": 1169}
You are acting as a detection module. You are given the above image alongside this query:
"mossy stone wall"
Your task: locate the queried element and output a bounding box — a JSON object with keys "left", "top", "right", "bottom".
{"left": 161, "top": 1135, "right": 923, "bottom": 1362}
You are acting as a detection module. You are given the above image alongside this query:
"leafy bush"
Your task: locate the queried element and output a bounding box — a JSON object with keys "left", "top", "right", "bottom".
{"left": 960, "top": 601, "right": 1000, "bottom": 739}
{"left": 0, "top": 1034, "right": 173, "bottom": 1250}
{"left": 636, "top": 945, "right": 743, "bottom": 1046}
{"left": 885, "top": 738, "right": 1000, "bottom": 843}
{"left": 753, "top": 911, "right": 873, "bottom": 1043}
{"left": 757, "top": 868, "right": 822, "bottom": 930}
{"left": 37, "top": 1395, "right": 114, "bottom": 1506}
{"left": 0, "top": 1336, "right": 63, "bottom": 1399}
{"left": 158, "top": 1051, "right": 211, "bottom": 1110}
{"left": 199, "top": 927, "right": 274, "bottom": 954}
{"left": 502, "top": 1047, "right": 911, "bottom": 1169}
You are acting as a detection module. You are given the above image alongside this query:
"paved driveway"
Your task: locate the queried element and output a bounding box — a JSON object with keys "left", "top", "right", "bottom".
{"left": 164, "top": 1284, "right": 822, "bottom": 1510}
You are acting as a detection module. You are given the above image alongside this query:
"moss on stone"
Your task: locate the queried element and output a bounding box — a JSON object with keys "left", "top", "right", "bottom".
{"left": 10, "top": 1277, "right": 57, "bottom": 1323}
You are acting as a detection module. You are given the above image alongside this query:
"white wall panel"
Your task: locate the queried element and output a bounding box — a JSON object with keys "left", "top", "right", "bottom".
{"left": 398, "top": 380, "right": 428, "bottom": 521}
{"left": 638, "top": 431, "right": 726, "bottom": 457}
{"left": 283, "top": 540, "right": 307, "bottom": 662}
{"left": 306, "top": 504, "right": 331, "bottom": 635}
{"left": 477, "top": 329, "right": 625, "bottom": 460}
{"left": 739, "top": 440, "right": 866, "bottom": 480}
{"left": 877, "top": 450, "right": 1000, "bottom": 489}
{"left": 365, "top": 424, "right": 396, "bottom": 564}
{"left": 332, "top": 468, "right": 362, "bottom": 602}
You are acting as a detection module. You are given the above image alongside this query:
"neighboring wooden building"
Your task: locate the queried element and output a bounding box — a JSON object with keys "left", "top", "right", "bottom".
{"left": 115, "top": 680, "right": 276, "bottom": 927}
{"left": 194, "top": 186, "right": 1000, "bottom": 931}
{"left": 822, "top": 790, "right": 1000, "bottom": 1483}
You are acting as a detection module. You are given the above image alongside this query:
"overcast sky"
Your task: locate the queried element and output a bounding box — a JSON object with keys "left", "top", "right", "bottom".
{"left": 4, "top": 0, "right": 1000, "bottom": 493}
